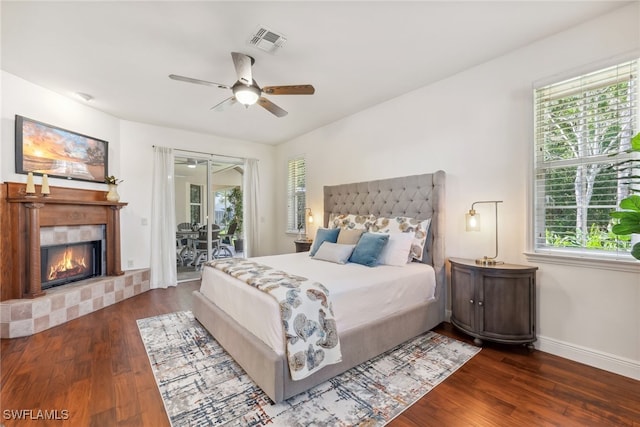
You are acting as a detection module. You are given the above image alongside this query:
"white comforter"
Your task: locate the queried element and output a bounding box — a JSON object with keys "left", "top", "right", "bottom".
{"left": 199, "top": 252, "right": 436, "bottom": 356}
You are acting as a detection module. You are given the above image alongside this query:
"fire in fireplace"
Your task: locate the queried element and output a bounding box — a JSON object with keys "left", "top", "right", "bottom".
{"left": 41, "top": 241, "right": 102, "bottom": 290}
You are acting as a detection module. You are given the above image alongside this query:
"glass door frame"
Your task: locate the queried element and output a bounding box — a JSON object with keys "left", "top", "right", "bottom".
{"left": 174, "top": 150, "right": 244, "bottom": 274}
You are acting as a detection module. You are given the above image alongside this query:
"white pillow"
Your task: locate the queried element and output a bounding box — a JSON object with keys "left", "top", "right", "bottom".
{"left": 375, "top": 232, "right": 414, "bottom": 266}
{"left": 312, "top": 242, "right": 356, "bottom": 264}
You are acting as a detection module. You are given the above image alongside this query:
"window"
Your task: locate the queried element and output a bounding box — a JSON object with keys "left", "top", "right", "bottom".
{"left": 189, "top": 184, "right": 202, "bottom": 226}
{"left": 287, "top": 157, "right": 306, "bottom": 233}
{"left": 533, "top": 59, "right": 639, "bottom": 260}
{"left": 214, "top": 188, "right": 234, "bottom": 227}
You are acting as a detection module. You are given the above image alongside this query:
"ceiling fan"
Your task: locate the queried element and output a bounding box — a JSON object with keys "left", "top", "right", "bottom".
{"left": 169, "top": 52, "right": 315, "bottom": 118}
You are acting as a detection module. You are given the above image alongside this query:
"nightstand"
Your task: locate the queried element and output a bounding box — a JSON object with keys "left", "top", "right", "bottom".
{"left": 449, "top": 258, "right": 538, "bottom": 349}
{"left": 294, "top": 239, "right": 313, "bottom": 253}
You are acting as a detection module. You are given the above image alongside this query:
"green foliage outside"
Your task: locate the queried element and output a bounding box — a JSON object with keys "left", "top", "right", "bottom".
{"left": 610, "top": 133, "right": 640, "bottom": 260}
{"left": 228, "top": 186, "right": 243, "bottom": 234}
{"left": 540, "top": 71, "right": 636, "bottom": 257}
{"left": 546, "top": 224, "right": 630, "bottom": 250}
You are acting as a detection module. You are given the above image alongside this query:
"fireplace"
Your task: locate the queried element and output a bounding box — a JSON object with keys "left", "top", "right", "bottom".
{"left": 2, "top": 182, "right": 126, "bottom": 301}
{"left": 0, "top": 183, "right": 154, "bottom": 338}
{"left": 40, "top": 240, "right": 102, "bottom": 290}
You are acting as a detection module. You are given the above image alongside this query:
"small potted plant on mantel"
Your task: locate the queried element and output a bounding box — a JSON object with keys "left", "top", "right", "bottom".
{"left": 105, "top": 175, "right": 123, "bottom": 202}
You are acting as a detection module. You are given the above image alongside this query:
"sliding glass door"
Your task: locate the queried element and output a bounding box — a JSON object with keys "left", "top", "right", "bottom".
{"left": 174, "top": 154, "right": 244, "bottom": 282}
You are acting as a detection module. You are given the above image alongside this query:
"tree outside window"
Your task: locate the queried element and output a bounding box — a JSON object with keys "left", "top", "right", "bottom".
{"left": 534, "top": 59, "right": 638, "bottom": 258}
{"left": 214, "top": 189, "right": 233, "bottom": 227}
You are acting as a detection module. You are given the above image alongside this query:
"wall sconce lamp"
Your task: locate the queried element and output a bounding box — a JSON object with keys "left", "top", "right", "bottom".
{"left": 466, "top": 200, "right": 503, "bottom": 266}
{"left": 306, "top": 208, "right": 314, "bottom": 225}
{"left": 303, "top": 208, "right": 314, "bottom": 240}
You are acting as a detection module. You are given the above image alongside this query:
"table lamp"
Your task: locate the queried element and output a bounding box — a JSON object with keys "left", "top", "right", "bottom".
{"left": 466, "top": 200, "right": 503, "bottom": 265}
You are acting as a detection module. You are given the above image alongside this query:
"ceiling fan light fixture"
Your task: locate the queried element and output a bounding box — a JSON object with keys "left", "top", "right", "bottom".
{"left": 233, "top": 84, "right": 261, "bottom": 106}
{"left": 170, "top": 51, "right": 313, "bottom": 117}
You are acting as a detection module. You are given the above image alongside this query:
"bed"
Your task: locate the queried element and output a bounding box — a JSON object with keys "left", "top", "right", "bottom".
{"left": 192, "top": 171, "right": 446, "bottom": 403}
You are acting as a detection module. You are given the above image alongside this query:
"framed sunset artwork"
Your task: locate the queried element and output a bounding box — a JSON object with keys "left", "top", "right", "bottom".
{"left": 15, "top": 115, "right": 108, "bottom": 183}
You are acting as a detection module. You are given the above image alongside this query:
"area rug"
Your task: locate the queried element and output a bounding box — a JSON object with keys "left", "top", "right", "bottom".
{"left": 137, "top": 311, "right": 480, "bottom": 427}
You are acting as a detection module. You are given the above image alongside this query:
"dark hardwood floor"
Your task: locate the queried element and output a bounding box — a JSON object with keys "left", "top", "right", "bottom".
{"left": 2, "top": 281, "right": 639, "bottom": 426}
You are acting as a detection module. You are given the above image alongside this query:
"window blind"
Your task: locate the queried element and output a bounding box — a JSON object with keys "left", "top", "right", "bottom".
{"left": 287, "top": 157, "right": 306, "bottom": 233}
{"left": 533, "top": 59, "right": 638, "bottom": 259}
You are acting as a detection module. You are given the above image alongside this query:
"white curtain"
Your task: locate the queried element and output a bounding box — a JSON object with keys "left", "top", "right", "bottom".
{"left": 150, "top": 146, "right": 177, "bottom": 288}
{"left": 243, "top": 158, "right": 260, "bottom": 258}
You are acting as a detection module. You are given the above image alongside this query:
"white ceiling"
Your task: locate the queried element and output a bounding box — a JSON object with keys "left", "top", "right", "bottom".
{"left": 1, "top": 1, "right": 628, "bottom": 145}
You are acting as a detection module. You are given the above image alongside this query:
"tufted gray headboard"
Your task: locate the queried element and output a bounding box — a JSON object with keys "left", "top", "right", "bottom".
{"left": 323, "top": 171, "right": 446, "bottom": 305}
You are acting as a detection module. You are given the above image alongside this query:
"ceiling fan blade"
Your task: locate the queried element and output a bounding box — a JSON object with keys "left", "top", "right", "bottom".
{"left": 169, "top": 74, "right": 230, "bottom": 89}
{"left": 231, "top": 52, "right": 253, "bottom": 86}
{"left": 211, "top": 96, "right": 237, "bottom": 112}
{"left": 257, "top": 97, "right": 288, "bottom": 117}
{"left": 262, "top": 84, "right": 315, "bottom": 95}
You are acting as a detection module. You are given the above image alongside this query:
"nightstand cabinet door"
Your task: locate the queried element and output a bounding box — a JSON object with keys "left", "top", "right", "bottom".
{"left": 479, "top": 273, "right": 535, "bottom": 342}
{"left": 450, "top": 265, "right": 476, "bottom": 333}
{"left": 450, "top": 258, "right": 537, "bottom": 348}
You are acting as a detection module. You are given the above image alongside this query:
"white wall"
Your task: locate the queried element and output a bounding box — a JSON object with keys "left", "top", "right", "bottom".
{"left": 1, "top": 72, "right": 120, "bottom": 190}
{"left": 1, "top": 72, "right": 277, "bottom": 274}
{"left": 275, "top": 4, "right": 640, "bottom": 379}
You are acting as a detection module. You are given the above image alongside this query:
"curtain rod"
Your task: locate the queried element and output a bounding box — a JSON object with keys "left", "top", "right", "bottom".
{"left": 152, "top": 145, "right": 258, "bottom": 162}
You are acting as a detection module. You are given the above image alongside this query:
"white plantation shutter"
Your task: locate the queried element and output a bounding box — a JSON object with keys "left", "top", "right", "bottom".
{"left": 533, "top": 59, "right": 639, "bottom": 259}
{"left": 287, "top": 157, "right": 306, "bottom": 233}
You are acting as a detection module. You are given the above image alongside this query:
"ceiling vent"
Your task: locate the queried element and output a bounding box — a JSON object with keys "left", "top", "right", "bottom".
{"left": 248, "top": 26, "right": 287, "bottom": 54}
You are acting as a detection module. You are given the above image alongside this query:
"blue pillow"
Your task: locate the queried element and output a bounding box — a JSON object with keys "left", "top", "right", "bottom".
{"left": 309, "top": 228, "right": 340, "bottom": 256}
{"left": 349, "top": 232, "right": 390, "bottom": 267}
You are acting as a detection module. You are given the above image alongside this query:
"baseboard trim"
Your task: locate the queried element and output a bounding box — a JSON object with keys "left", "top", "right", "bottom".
{"left": 536, "top": 335, "right": 640, "bottom": 380}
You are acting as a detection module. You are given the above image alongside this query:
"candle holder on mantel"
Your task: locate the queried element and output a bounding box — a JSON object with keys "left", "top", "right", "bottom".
{"left": 25, "top": 172, "right": 37, "bottom": 198}
{"left": 41, "top": 174, "right": 51, "bottom": 197}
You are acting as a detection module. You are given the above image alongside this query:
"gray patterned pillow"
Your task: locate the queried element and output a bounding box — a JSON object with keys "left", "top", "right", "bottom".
{"left": 328, "top": 213, "right": 377, "bottom": 230}
{"left": 370, "top": 216, "right": 431, "bottom": 261}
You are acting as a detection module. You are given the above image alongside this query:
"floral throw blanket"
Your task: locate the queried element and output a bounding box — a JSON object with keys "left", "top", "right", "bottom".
{"left": 205, "top": 258, "right": 342, "bottom": 381}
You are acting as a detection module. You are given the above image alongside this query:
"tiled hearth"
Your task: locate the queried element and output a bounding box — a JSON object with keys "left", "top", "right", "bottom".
{"left": 0, "top": 269, "right": 150, "bottom": 338}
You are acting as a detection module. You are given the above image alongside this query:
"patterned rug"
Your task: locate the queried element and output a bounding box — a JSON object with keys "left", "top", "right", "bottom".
{"left": 137, "top": 311, "right": 480, "bottom": 427}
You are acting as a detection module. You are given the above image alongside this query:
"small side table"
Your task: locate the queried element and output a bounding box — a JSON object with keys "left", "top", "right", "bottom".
{"left": 294, "top": 239, "right": 313, "bottom": 253}
{"left": 449, "top": 257, "right": 537, "bottom": 349}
